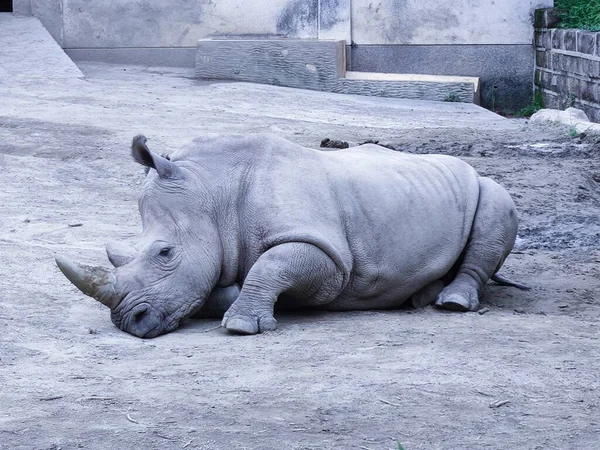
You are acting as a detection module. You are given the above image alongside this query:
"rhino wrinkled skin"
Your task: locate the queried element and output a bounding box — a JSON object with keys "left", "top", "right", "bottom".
{"left": 56, "top": 134, "right": 523, "bottom": 338}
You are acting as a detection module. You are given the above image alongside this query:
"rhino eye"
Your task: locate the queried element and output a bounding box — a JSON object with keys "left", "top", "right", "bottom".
{"left": 159, "top": 247, "right": 173, "bottom": 257}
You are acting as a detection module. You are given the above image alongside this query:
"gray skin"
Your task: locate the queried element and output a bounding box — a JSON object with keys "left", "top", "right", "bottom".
{"left": 55, "top": 134, "right": 525, "bottom": 338}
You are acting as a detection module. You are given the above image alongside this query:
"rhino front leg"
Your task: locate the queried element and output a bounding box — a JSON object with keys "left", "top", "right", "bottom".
{"left": 222, "top": 243, "right": 344, "bottom": 335}
{"left": 436, "top": 177, "right": 518, "bottom": 312}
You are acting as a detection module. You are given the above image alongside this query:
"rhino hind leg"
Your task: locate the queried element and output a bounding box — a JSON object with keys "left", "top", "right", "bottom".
{"left": 222, "top": 243, "right": 343, "bottom": 335}
{"left": 436, "top": 177, "right": 518, "bottom": 312}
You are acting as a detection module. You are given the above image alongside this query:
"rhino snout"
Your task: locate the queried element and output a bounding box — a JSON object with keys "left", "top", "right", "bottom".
{"left": 125, "top": 304, "right": 164, "bottom": 338}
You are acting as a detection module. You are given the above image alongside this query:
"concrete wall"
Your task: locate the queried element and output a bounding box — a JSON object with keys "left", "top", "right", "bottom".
{"left": 535, "top": 9, "right": 600, "bottom": 123}
{"left": 13, "top": 0, "right": 32, "bottom": 15}
{"left": 23, "top": 0, "right": 351, "bottom": 47}
{"left": 351, "top": 0, "right": 552, "bottom": 45}
{"left": 18, "top": 0, "right": 554, "bottom": 112}
{"left": 62, "top": 0, "right": 311, "bottom": 47}
{"left": 21, "top": 0, "right": 551, "bottom": 47}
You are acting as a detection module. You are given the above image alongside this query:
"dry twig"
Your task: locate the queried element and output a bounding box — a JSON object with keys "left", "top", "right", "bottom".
{"left": 378, "top": 398, "right": 401, "bottom": 407}
{"left": 490, "top": 399, "right": 510, "bottom": 408}
{"left": 39, "top": 396, "right": 64, "bottom": 401}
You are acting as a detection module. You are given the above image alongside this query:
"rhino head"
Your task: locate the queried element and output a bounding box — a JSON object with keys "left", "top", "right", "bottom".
{"left": 56, "top": 135, "right": 223, "bottom": 338}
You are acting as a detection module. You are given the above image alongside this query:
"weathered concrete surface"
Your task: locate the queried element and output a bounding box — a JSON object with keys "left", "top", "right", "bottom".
{"left": 2, "top": 60, "right": 600, "bottom": 450}
{"left": 66, "top": 47, "right": 198, "bottom": 68}
{"left": 13, "top": 0, "right": 32, "bottom": 15}
{"left": 60, "top": 0, "right": 319, "bottom": 48}
{"left": 0, "top": 14, "right": 82, "bottom": 80}
{"left": 0, "top": 63, "right": 514, "bottom": 142}
{"left": 351, "top": 0, "right": 554, "bottom": 45}
{"left": 318, "top": 0, "right": 351, "bottom": 42}
{"left": 56, "top": 0, "right": 351, "bottom": 47}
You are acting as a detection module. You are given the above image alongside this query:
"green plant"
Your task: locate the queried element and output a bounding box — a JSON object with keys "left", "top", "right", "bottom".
{"left": 555, "top": 0, "right": 600, "bottom": 31}
{"left": 569, "top": 126, "right": 579, "bottom": 137}
{"left": 443, "top": 92, "right": 461, "bottom": 102}
{"left": 396, "top": 442, "right": 406, "bottom": 450}
{"left": 515, "top": 90, "right": 544, "bottom": 118}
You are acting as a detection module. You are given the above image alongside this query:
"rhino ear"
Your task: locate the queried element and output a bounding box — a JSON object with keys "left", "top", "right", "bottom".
{"left": 131, "top": 135, "right": 180, "bottom": 179}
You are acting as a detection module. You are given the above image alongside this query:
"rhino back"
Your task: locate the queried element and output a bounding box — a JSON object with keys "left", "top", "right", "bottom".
{"left": 242, "top": 139, "right": 479, "bottom": 306}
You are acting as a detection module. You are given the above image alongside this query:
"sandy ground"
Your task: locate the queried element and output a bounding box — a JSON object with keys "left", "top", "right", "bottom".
{"left": 1, "top": 60, "right": 600, "bottom": 450}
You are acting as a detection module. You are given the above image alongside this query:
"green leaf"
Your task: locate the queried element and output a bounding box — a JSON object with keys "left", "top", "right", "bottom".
{"left": 555, "top": 0, "right": 600, "bottom": 31}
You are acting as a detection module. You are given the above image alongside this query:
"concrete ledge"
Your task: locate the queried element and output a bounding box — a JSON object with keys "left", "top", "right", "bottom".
{"left": 349, "top": 44, "right": 534, "bottom": 112}
{"left": 335, "top": 72, "right": 480, "bottom": 104}
{"left": 65, "top": 47, "right": 197, "bottom": 68}
{"left": 195, "top": 39, "right": 346, "bottom": 92}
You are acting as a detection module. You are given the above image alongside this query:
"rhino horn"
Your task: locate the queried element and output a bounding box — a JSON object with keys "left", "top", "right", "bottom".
{"left": 55, "top": 255, "right": 120, "bottom": 309}
{"left": 105, "top": 241, "right": 136, "bottom": 267}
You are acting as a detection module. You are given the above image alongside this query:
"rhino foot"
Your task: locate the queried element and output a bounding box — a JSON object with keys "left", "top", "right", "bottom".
{"left": 435, "top": 289, "right": 479, "bottom": 312}
{"left": 221, "top": 310, "right": 278, "bottom": 335}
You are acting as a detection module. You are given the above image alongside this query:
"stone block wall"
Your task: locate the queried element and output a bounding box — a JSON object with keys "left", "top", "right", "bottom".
{"left": 535, "top": 9, "right": 600, "bottom": 122}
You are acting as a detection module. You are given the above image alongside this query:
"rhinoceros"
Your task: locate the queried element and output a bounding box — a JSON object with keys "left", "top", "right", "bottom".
{"left": 56, "top": 134, "right": 527, "bottom": 338}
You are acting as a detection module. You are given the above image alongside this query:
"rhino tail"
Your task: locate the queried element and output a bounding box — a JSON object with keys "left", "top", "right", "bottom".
{"left": 490, "top": 273, "right": 531, "bottom": 291}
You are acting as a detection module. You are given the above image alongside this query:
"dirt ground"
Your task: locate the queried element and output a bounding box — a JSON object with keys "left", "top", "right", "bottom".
{"left": 1, "top": 63, "right": 600, "bottom": 450}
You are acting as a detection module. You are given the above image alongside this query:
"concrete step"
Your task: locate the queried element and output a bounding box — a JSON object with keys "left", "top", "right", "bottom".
{"left": 194, "top": 39, "right": 479, "bottom": 104}
{"left": 0, "top": 14, "right": 83, "bottom": 80}
{"left": 335, "top": 72, "right": 480, "bottom": 104}
{"left": 195, "top": 39, "right": 345, "bottom": 92}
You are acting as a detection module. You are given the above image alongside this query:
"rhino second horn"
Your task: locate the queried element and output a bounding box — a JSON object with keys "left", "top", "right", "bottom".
{"left": 55, "top": 255, "right": 120, "bottom": 309}
{"left": 105, "top": 240, "right": 136, "bottom": 267}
